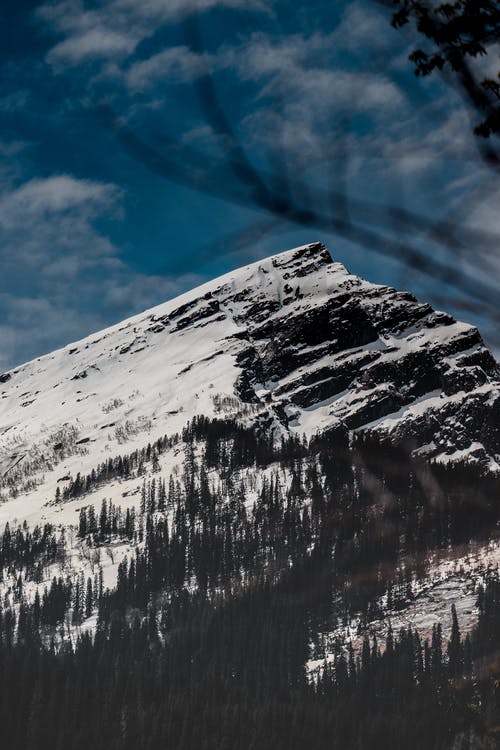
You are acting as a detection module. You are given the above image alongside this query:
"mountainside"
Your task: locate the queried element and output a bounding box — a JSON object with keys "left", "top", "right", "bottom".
{"left": 1, "top": 242, "right": 499, "bottom": 520}
{"left": 1, "top": 242, "right": 500, "bottom": 749}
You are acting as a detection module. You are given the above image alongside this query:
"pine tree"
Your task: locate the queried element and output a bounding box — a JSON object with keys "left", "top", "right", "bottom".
{"left": 73, "top": 579, "right": 82, "bottom": 624}
{"left": 447, "top": 603, "right": 462, "bottom": 679}
{"left": 85, "top": 578, "right": 93, "bottom": 619}
{"left": 99, "top": 499, "right": 108, "bottom": 538}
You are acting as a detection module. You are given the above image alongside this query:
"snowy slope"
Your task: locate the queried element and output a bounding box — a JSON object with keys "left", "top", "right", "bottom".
{"left": 1, "top": 241, "right": 499, "bottom": 528}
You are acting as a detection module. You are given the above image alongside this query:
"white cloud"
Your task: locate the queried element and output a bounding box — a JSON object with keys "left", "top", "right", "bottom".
{"left": 39, "top": 0, "right": 269, "bottom": 67}
{"left": 222, "top": 28, "right": 407, "bottom": 169}
{"left": 0, "top": 174, "right": 199, "bottom": 369}
{"left": 114, "top": 0, "right": 269, "bottom": 20}
{"left": 0, "top": 175, "right": 119, "bottom": 227}
{"left": 0, "top": 176, "right": 121, "bottom": 283}
{"left": 126, "top": 46, "right": 210, "bottom": 91}
{"left": 227, "top": 32, "right": 336, "bottom": 80}
{"left": 330, "top": 1, "right": 396, "bottom": 54}
{"left": 232, "top": 29, "right": 405, "bottom": 112}
{"left": 48, "top": 28, "right": 137, "bottom": 65}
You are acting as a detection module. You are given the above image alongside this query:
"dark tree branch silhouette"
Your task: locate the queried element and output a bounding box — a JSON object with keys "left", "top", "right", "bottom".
{"left": 381, "top": 1, "right": 500, "bottom": 158}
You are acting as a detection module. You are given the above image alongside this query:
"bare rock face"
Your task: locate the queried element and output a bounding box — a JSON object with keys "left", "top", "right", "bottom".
{"left": 0, "top": 241, "right": 499, "bottom": 496}
{"left": 212, "top": 243, "right": 499, "bottom": 471}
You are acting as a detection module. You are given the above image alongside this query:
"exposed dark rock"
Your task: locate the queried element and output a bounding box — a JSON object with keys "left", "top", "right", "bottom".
{"left": 223, "top": 243, "right": 499, "bottom": 470}
{"left": 174, "top": 299, "right": 221, "bottom": 331}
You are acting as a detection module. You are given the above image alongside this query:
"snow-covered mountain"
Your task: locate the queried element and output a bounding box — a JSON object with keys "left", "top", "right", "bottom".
{"left": 0, "top": 239, "right": 499, "bottom": 658}
{"left": 1, "top": 241, "right": 499, "bottom": 511}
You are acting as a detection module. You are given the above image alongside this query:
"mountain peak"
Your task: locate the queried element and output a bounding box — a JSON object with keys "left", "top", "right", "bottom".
{"left": 258, "top": 240, "right": 333, "bottom": 268}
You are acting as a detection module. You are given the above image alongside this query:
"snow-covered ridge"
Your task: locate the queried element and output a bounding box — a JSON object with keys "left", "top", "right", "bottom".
{"left": 0, "top": 241, "right": 499, "bottom": 521}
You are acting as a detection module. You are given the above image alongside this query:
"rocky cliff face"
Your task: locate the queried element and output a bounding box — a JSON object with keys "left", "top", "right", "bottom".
{"left": 221, "top": 243, "right": 500, "bottom": 470}
{"left": 0, "top": 242, "right": 499, "bottom": 505}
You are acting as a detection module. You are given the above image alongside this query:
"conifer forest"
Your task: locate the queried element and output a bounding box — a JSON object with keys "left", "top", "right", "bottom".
{"left": 0, "top": 417, "right": 498, "bottom": 749}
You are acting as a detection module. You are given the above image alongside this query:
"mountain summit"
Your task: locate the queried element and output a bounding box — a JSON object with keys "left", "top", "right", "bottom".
{"left": 0, "top": 242, "right": 499, "bottom": 517}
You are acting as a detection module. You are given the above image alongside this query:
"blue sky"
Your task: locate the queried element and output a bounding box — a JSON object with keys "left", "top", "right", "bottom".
{"left": 1, "top": 0, "right": 499, "bottom": 369}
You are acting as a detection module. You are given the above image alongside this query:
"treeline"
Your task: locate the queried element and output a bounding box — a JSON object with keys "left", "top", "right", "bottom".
{"left": 0, "top": 522, "right": 65, "bottom": 583}
{"left": 59, "top": 415, "right": 310, "bottom": 503}
{"left": 10, "top": 572, "right": 102, "bottom": 638}
{"left": 78, "top": 499, "right": 138, "bottom": 543}
{"left": 59, "top": 432, "right": 177, "bottom": 501}
{"left": 185, "top": 414, "right": 309, "bottom": 470}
